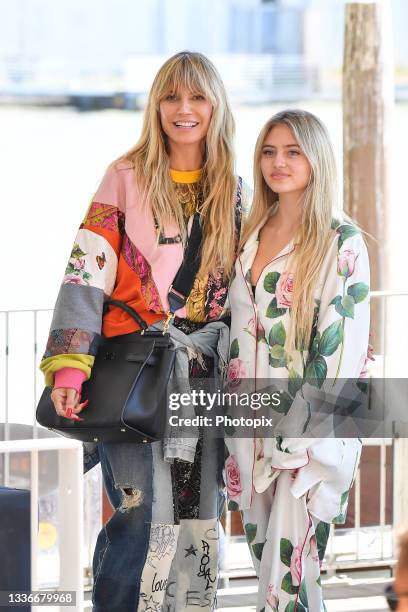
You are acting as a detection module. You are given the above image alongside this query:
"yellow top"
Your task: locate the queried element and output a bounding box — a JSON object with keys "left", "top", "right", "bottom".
{"left": 170, "top": 168, "right": 202, "bottom": 184}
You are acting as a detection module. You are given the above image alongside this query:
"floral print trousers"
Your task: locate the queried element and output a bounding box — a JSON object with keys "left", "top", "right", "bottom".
{"left": 241, "top": 470, "right": 330, "bottom": 612}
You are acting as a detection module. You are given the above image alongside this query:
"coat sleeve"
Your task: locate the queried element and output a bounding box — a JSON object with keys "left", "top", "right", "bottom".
{"left": 271, "top": 226, "right": 370, "bottom": 460}
{"left": 40, "top": 164, "right": 125, "bottom": 386}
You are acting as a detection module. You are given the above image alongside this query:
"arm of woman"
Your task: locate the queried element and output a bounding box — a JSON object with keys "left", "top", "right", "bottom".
{"left": 40, "top": 164, "right": 125, "bottom": 415}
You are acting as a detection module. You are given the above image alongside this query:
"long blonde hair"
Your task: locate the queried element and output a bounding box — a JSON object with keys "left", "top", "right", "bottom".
{"left": 241, "top": 109, "right": 339, "bottom": 353}
{"left": 118, "top": 51, "right": 237, "bottom": 277}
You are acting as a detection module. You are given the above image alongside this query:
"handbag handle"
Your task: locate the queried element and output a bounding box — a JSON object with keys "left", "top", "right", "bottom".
{"left": 103, "top": 299, "right": 149, "bottom": 331}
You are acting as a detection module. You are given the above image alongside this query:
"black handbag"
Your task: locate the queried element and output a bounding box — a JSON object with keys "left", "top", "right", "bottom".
{"left": 36, "top": 213, "right": 203, "bottom": 443}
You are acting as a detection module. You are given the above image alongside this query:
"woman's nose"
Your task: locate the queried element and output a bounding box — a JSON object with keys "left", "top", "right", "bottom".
{"left": 178, "top": 97, "right": 192, "bottom": 113}
{"left": 274, "top": 153, "right": 287, "bottom": 168}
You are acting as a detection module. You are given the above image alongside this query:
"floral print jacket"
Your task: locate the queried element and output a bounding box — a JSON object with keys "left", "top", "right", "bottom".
{"left": 225, "top": 221, "right": 370, "bottom": 523}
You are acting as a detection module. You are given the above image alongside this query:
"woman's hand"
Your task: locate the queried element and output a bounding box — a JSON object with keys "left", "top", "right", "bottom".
{"left": 50, "top": 387, "right": 88, "bottom": 420}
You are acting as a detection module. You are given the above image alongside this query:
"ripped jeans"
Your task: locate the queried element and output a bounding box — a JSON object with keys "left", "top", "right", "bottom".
{"left": 84, "top": 436, "right": 224, "bottom": 612}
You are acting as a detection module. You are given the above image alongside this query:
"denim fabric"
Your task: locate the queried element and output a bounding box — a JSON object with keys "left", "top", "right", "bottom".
{"left": 92, "top": 442, "right": 153, "bottom": 612}
{"left": 85, "top": 438, "right": 224, "bottom": 612}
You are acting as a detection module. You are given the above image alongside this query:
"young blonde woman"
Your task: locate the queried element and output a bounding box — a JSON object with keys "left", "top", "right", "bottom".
{"left": 225, "top": 109, "right": 370, "bottom": 611}
{"left": 40, "top": 52, "right": 250, "bottom": 612}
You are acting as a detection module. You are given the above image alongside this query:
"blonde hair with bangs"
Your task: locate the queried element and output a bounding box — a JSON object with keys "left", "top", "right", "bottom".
{"left": 241, "top": 109, "right": 339, "bottom": 353}
{"left": 119, "top": 51, "right": 237, "bottom": 278}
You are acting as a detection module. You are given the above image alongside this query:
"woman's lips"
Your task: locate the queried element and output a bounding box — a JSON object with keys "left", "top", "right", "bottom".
{"left": 270, "top": 173, "right": 290, "bottom": 179}
{"left": 173, "top": 121, "right": 199, "bottom": 128}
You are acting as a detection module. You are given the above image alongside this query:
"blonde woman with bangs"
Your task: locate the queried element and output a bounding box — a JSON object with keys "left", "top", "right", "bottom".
{"left": 41, "top": 51, "right": 250, "bottom": 611}
{"left": 224, "top": 109, "right": 370, "bottom": 611}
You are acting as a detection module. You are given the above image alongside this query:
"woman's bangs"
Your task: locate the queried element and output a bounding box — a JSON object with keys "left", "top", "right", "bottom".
{"left": 157, "top": 59, "right": 216, "bottom": 104}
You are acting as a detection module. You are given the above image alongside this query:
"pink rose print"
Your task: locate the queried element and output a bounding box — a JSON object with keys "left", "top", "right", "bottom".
{"left": 63, "top": 273, "right": 85, "bottom": 285}
{"left": 225, "top": 455, "right": 242, "bottom": 498}
{"left": 275, "top": 272, "right": 294, "bottom": 308}
{"left": 337, "top": 249, "right": 357, "bottom": 278}
{"left": 309, "top": 534, "right": 319, "bottom": 563}
{"left": 266, "top": 584, "right": 279, "bottom": 610}
{"left": 246, "top": 316, "right": 265, "bottom": 340}
{"left": 73, "top": 258, "right": 85, "bottom": 271}
{"left": 227, "top": 358, "right": 246, "bottom": 387}
{"left": 290, "top": 542, "right": 303, "bottom": 587}
{"left": 360, "top": 342, "right": 375, "bottom": 378}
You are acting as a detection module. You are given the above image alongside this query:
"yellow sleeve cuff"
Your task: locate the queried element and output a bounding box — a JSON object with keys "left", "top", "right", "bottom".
{"left": 40, "top": 354, "right": 95, "bottom": 387}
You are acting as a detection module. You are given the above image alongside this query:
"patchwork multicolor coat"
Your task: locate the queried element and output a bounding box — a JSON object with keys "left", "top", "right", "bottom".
{"left": 40, "top": 162, "right": 250, "bottom": 385}
{"left": 225, "top": 221, "right": 370, "bottom": 519}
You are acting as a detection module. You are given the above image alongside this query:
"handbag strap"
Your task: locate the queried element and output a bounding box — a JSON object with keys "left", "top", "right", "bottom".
{"left": 104, "top": 212, "right": 203, "bottom": 330}
{"left": 167, "top": 212, "right": 202, "bottom": 313}
{"left": 103, "top": 298, "right": 149, "bottom": 331}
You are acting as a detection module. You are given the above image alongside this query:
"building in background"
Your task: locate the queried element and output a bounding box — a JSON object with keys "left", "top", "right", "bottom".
{"left": 0, "top": 0, "right": 407, "bottom": 105}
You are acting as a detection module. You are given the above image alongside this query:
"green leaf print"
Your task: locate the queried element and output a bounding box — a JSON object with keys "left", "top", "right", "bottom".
{"left": 269, "top": 321, "right": 286, "bottom": 347}
{"left": 280, "top": 538, "right": 294, "bottom": 567}
{"left": 270, "top": 345, "right": 285, "bottom": 360}
{"left": 333, "top": 512, "right": 346, "bottom": 524}
{"left": 65, "top": 262, "right": 75, "bottom": 274}
{"left": 230, "top": 338, "right": 239, "bottom": 360}
{"left": 340, "top": 490, "right": 349, "bottom": 505}
{"left": 309, "top": 330, "right": 321, "bottom": 360}
{"left": 347, "top": 282, "right": 369, "bottom": 304}
{"left": 319, "top": 320, "right": 344, "bottom": 356}
{"left": 264, "top": 271, "right": 280, "bottom": 293}
{"left": 305, "top": 356, "right": 327, "bottom": 388}
{"left": 245, "top": 523, "right": 257, "bottom": 544}
{"left": 331, "top": 295, "right": 354, "bottom": 318}
{"left": 284, "top": 603, "right": 296, "bottom": 612}
{"left": 299, "top": 580, "right": 309, "bottom": 608}
{"left": 340, "top": 295, "right": 355, "bottom": 318}
{"left": 71, "top": 244, "right": 87, "bottom": 259}
{"left": 271, "top": 391, "right": 292, "bottom": 415}
{"left": 269, "top": 351, "right": 288, "bottom": 369}
{"left": 288, "top": 368, "right": 303, "bottom": 398}
{"left": 266, "top": 297, "right": 287, "bottom": 319}
{"left": 224, "top": 419, "right": 236, "bottom": 436}
{"left": 333, "top": 490, "right": 350, "bottom": 524}
{"left": 315, "top": 522, "right": 330, "bottom": 562}
{"left": 252, "top": 542, "right": 265, "bottom": 561}
{"left": 228, "top": 500, "right": 239, "bottom": 511}
{"left": 281, "top": 572, "right": 299, "bottom": 595}
{"left": 337, "top": 225, "right": 360, "bottom": 249}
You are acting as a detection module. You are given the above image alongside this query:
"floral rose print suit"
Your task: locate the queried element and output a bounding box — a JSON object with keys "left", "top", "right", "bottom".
{"left": 225, "top": 221, "right": 370, "bottom": 612}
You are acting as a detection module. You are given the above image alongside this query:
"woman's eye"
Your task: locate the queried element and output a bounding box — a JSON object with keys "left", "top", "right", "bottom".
{"left": 288, "top": 150, "right": 300, "bottom": 156}
{"left": 263, "top": 149, "right": 274, "bottom": 157}
{"left": 165, "top": 94, "right": 177, "bottom": 101}
{"left": 193, "top": 94, "right": 205, "bottom": 100}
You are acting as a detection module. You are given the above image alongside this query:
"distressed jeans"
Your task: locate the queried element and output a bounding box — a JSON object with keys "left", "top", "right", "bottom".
{"left": 84, "top": 437, "right": 224, "bottom": 612}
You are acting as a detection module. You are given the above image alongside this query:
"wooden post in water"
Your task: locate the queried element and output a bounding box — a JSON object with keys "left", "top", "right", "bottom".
{"left": 343, "top": 0, "right": 393, "bottom": 291}
{"left": 343, "top": 0, "right": 393, "bottom": 354}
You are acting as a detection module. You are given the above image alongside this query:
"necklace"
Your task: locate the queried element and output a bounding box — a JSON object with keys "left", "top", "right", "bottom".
{"left": 154, "top": 180, "right": 204, "bottom": 244}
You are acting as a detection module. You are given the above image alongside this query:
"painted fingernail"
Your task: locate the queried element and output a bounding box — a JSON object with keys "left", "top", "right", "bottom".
{"left": 66, "top": 407, "right": 72, "bottom": 418}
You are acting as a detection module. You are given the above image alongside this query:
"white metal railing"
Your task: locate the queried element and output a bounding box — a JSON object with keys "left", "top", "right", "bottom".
{"left": 1, "top": 291, "right": 408, "bottom": 587}
{"left": 0, "top": 438, "right": 84, "bottom": 612}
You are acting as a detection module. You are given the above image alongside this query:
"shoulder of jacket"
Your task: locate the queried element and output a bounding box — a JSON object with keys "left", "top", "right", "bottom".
{"left": 113, "top": 159, "right": 134, "bottom": 172}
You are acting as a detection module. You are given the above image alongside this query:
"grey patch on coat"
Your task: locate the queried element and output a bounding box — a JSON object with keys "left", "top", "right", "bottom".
{"left": 50, "top": 283, "right": 105, "bottom": 333}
